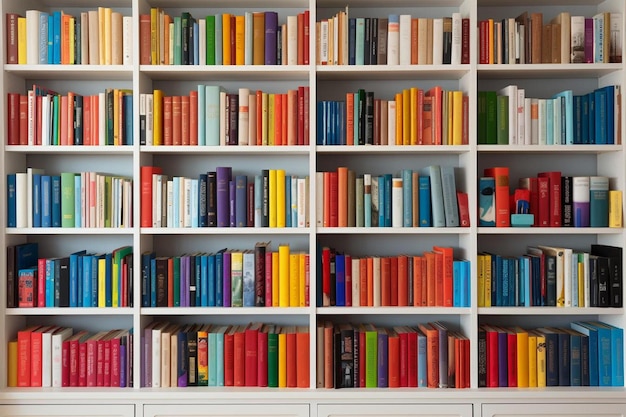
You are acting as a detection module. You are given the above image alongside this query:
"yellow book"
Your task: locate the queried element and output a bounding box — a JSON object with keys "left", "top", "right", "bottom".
{"left": 196, "top": 325, "right": 209, "bottom": 385}
{"left": 272, "top": 251, "right": 279, "bottom": 306}
{"left": 222, "top": 14, "right": 231, "bottom": 65}
{"left": 150, "top": 8, "right": 159, "bottom": 65}
{"left": 276, "top": 169, "right": 286, "bottom": 227}
{"left": 7, "top": 340, "right": 18, "bottom": 387}
{"left": 577, "top": 255, "right": 585, "bottom": 307}
{"left": 69, "top": 17, "right": 75, "bottom": 64}
{"left": 289, "top": 253, "right": 300, "bottom": 307}
{"left": 235, "top": 15, "right": 245, "bottom": 65}
{"left": 269, "top": 169, "right": 277, "bottom": 227}
{"left": 410, "top": 87, "right": 418, "bottom": 145}
{"left": 153, "top": 89, "right": 164, "bottom": 145}
{"left": 535, "top": 332, "right": 547, "bottom": 387}
{"left": 452, "top": 90, "right": 463, "bottom": 145}
{"left": 328, "top": 17, "right": 334, "bottom": 65}
{"left": 17, "top": 17, "right": 26, "bottom": 64}
{"left": 482, "top": 253, "right": 492, "bottom": 307}
{"left": 268, "top": 94, "right": 275, "bottom": 145}
{"left": 98, "top": 257, "right": 107, "bottom": 307}
{"left": 299, "top": 254, "right": 307, "bottom": 307}
{"left": 402, "top": 89, "right": 410, "bottom": 145}
{"left": 230, "top": 251, "right": 243, "bottom": 307}
{"left": 477, "top": 254, "right": 485, "bottom": 307}
{"left": 104, "top": 8, "right": 112, "bottom": 65}
{"left": 447, "top": 90, "right": 454, "bottom": 145}
{"left": 113, "top": 89, "right": 120, "bottom": 145}
{"left": 278, "top": 244, "right": 290, "bottom": 307}
{"left": 515, "top": 327, "right": 529, "bottom": 387}
{"left": 395, "top": 92, "right": 403, "bottom": 145}
{"left": 99, "top": 7, "right": 107, "bottom": 64}
{"left": 261, "top": 92, "right": 269, "bottom": 145}
{"left": 527, "top": 330, "right": 538, "bottom": 387}
{"left": 112, "top": 256, "right": 119, "bottom": 307}
{"left": 609, "top": 190, "right": 622, "bottom": 227}
{"left": 278, "top": 328, "right": 287, "bottom": 387}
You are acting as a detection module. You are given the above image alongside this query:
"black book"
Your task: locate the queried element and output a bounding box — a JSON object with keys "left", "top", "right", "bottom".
{"left": 155, "top": 257, "right": 168, "bottom": 307}
{"left": 254, "top": 242, "right": 268, "bottom": 306}
{"left": 357, "top": 89, "right": 366, "bottom": 145}
{"left": 370, "top": 18, "right": 378, "bottom": 65}
{"left": 207, "top": 171, "right": 217, "bottom": 226}
{"left": 594, "top": 255, "right": 611, "bottom": 307}
{"left": 181, "top": 12, "right": 191, "bottom": 65}
{"left": 589, "top": 255, "right": 599, "bottom": 307}
{"left": 262, "top": 169, "right": 270, "bottom": 227}
{"left": 365, "top": 92, "right": 375, "bottom": 144}
{"left": 561, "top": 176, "right": 573, "bottom": 226}
{"left": 477, "top": 326, "right": 487, "bottom": 387}
{"left": 74, "top": 94, "right": 83, "bottom": 145}
{"left": 186, "top": 324, "right": 199, "bottom": 386}
{"left": 338, "top": 325, "right": 354, "bottom": 388}
{"left": 591, "top": 244, "right": 623, "bottom": 307}
{"left": 363, "top": 18, "right": 371, "bottom": 65}
{"left": 188, "top": 255, "right": 196, "bottom": 307}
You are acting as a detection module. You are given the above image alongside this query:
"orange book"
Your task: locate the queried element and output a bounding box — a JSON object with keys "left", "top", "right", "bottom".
{"left": 171, "top": 96, "right": 181, "bottom": 145}
{"left": 235, "top": 15, "right": 245, "bottom": 65}
{"left": 409, "top": 87, "right": 419, "bottom": 145}
{"left": 433, "top": 250, "right": 444, "bottom": 306}
{"left": 139, "top": 14, "right": 151, "bottom": 64}
{"left": 285, "top": 326, "right": 297, "bottom": 387}
{"left": 233, "top": 326, "right": 245, "bottom": 386}
{"left": 426, "top": 86, "right": 443, "bottom": 145}
{"left": 380, "top": 257, "right": 391, "bottom": 306}
{"left": 162, "top": 96, "right": 172, "bottom": 146}
{"left": 252, "top": 12, "right": 265, "bottom": 65}
{"left": 366, "top": 257, "right": 374, "bottom": 306}
{"left": 167, "top": 257, "right": 174, "bottom": 307}
{"left": 484, "top": 166, "right": 511, "bottom": 227}
{"left": 17, "top": 325, "right": 40, "bottom": 387}
{"left": 296, "top": 327, "right": 309, "bottom": 387}
{"left": 346, "top": 93, "right": 354, "bottom": 145}
{"left": 163, "top": 14, "right": 171, "bottom": 65}
{"left": 359, "top": 258, "right": 367, "bottom": 306}
{"left": 397, "top": 255, "right": 408, "bottom": 306}
{"left": 61, "top": 13, "right": 72, "bottom": 64}
{"left": 287, "top": 90, "right": 297, "bottom": 145}
{"left": 418, "top": 323, "right": 439, "bottom": 388}
{"left": 189, "top": 91, "right": 198, "bottom": 145}
{"left": 222, "top": 14, "right": 232, "bottom": 65}
{"left": 337, "top": 167, "right": 348, "bottom": 227}
{"left": 153, "top": 89, "right": 164, "bottom": 145}
{"left": 181, "top": 95, "right": 190, "bottom": 145}
{"left": 395, "top": 92, "right": 403, "bottom": 145}
{"left": 411, "top": 18, "right": 418, "bottom": 64}
{"left": 297, "top": 12, "right": 304, "bottom": 65}
{"left": 387, "top": 329, "right": 400, "bottom": 388}
{"left": 323, "top": 322, "right": 333, "bottom": 388}
{"left": 390, "top": 256, "right": 399, "bottom": 306}
{"left": 274, "top": 93, "right": 283, "bottom": 145}
{"left": 433, "top": 246, "right": 454, "bottom": 307}
{"left": 425, "top": 251, "right": 436, "bottom": 306}
{"left": 413, "top": 256, "right": 424, "bottom": 306}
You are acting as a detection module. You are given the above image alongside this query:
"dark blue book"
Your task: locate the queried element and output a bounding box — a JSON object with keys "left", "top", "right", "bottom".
{"left": 588, "top": 92, "right": 596, "bottom": 143}
{"left": 198, "top": 174, "right": 208, "bottom": 227}
{"left": 56, "top": 257, "right": 69, "bottom": 307}
{"left": 69, "top": 250, "right": 86, "bottom": 307}
{"left": 418, "top": 176, "right": 431, "bottom": 226}
{"left": 497, "top": 328, "right": 508, "bottom": 387}
{"left": 40, "top": 175, "right": 52, "bottom": 227}
{"left": 123, "top": 93, "right": 133, "bottom": 145}
{"left": 378, "top": 175, "right": 385, "bottom": 227}
{"left": 581, "top": 93, "right": 590, "bottom": 143}
{"left": 217, "top": 249, "right": 227, "bottom": 306}
{"left": 284, "top": 175, "right": 292, "bottom": 227}
{"left": 383, "top": 174, "right": 392, "bottom": 227}
{"left": 51, "top": 175, "right": 61, "bottom": 227}
{"left": 235, "top": 175, "right": 247, "bottom": 227}
{"left": 193, "top": 255, "right": 201, "bottom": 307}
{"left": 32, "top": 173, "right": 42, "bottom": 227}
{"left": 141, "top": 252, "right": 154, "bottom": 307}
{"left": 316, "top": 242, "right": 322, "bottom": 307}
{"left": 537, "top": 327, "right": 560, "bottom": 386}
{"left": 567, "top": 329, "right": 582, "bottom": 386}
{"left": 150, "top": 256, "right": 157, "bottom": 307}
{"left": 104, "top": 252, "right": 113, "bottom": 307}
{"left": 500, "top": 257, "right": 509, "bottom": 307}
{"left": 335, "top": 254, "right": 345, "bottom": 306}
{"left": 7, "top": 174, "right": 16, "bottom": 227}
{"left": 316, "top": 101, "right": 325, "bottom": 145}
{"left": 348, "top": 18, "right": 356, "bottom": 65}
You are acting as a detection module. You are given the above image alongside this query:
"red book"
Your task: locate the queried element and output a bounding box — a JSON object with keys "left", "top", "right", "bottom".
{"left": 78, "top": 337, "right": 88, "bottom": 387}
{"left": 396, "top": 255, "right": 408, "bottom": 306}
{"left": 244, "top": 323, "right": 261, "bottom": 386}
{"left": 390, "top": 256, "right": 399, "bottom": 306}
{"left": 163, "top": 96, "right": 173, "bottom": 146}
{"left": 483, "top": 325, "right": 499, "bottom": 387}
{"left": 457, "top": 191, "right": 470, "bottom": 227}
{"left": 6, "top": 13, "right": 20, "bottom": 64}
{"left": 140, "top": 166, "right": 162, "bottom": 227}
{"left": 281, "top": 93, "right": 288, "bottom": 146}
{"left": 406, "top": 327, "right": 418, "bottom": 387}
{"left": 19, "top": 94, "right": 28, "bottom": 145}
{"left": 381, "top": 256, "right": 391, "bottom": 306}
{"left": 297, "top": 86, "right": 305, "bottom": 145}
{"left": 538, "top": 171, "right": 562, "bottom": 227}
{"left": 110, "top": 331, "right": 121, "bottom": 387}
{"left": 396, "top": 327, "right": 408, "bottom": 387}
{"left": 224, "top": 327, "right": 235, "bottom": 386}
{"left": 426, "top": 86, "right": 443, "bottom": 145}
{"left": 413, "top": 256, "right": 423, "bottom": 306}
{"left": 96, "top": 333, "right": 107, "bottom": 386}
{"left": 303, "top": 86, "right": 310, "bottom": 145}
{"left": 181, "top": 95, "right": 190, "bottom": 145}
{"left": 17, "top": 325, "right": 40, "bottom": 386}
{"left": 189, "top": 91, "right": 198, "bottom": 145}
{"left": 171, "top": 96, "right": 182, "bottom": 145}
{"left": 461, "top": 18, "right": 470, "bottom": 64}
{"left": 484, "top": 167, "right": 511, "bottom": 227}
{"left": 167, "top": 258, "right": 174, "bottom": 307}
{"left": 257, "top": 325, "right": 269, "bottom": 387}
{"left": 86, "top": 331, "right": 105, "bottom": 387}
{"left": 102, "top": 332, "right": 113, "bottom": 387}
{"left": 286, "top": 327, "right": 297, "bottom": 387}
{"left": 295, "top": 327, "right": 309, "bottom": 388}
{"left": 8, "top": 93, "right": 20, "bottom": 145}
{"left": 30, "top": 326, "right": 51, "bottom": 387}
{"left": 424, "top": 252, "right": 436, "bottom": 306}
{"left": 233, "top": 326, "right": 245, "bottom": 386}
{"left": 62, "top": 337, "right": 71, "bottom": 387}
{"left": 506, "top": 329, "right": 518, "bottom": 387}
{"left": 387, "top": 329, "right": 400, "bottom": 388}
{"left": 433, "top": 246, "right": 454, "bottom": 307}
{"left": 274, "top": 93, "right": 283, "bottom": 145}
{"left": 479, "top": 20, "right": 489, "bottom": 64}
{"left": 139, "top": 14, "right": 151, "bottom": 64}
{"left": 537, "top": 176, "right": 550, "bottom": 227}
{"left": 67, "top": 330, "right": 88, "bottom": 387}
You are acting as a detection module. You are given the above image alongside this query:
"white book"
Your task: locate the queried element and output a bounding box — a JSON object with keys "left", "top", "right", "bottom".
{"left": 398, "top": 15, "right": 412, "bottom": 65}
{"left": 245, "top": 12, "right": 253, "bottom": 65}
{"left": 497, "top": 85, "right": 518, "bottom": 145}
{"left": 320, "top": 20, "right": 329, "bottom": 64}
{"left": 387, "top": 16, "right": 399, "bottom": 65}
{"left": 388, "top": 100, "right": 396, "bottom": 144}
{"left": 391, "top": 177, "right": 403, "bottom": 227}
{"left": 593, "top": 13, "right": 606, "bottom": 63}
{"left": 297, "top": 177, "right": 307, "bottom": 228}
{"left": 146, "top": 93, "right": 154, "bottom": 146}
{"left": 248, "top": 91, "right": 257, "bottom": 145}
{"left": 516, "top": 88, "right": 525, "bottom": 146}
{"left": 191, "top": 179, "right": 199, "bottom": 227}
{"left": 538, "top": 98, "right": 547, "bottom": 145}
{"left": 315, "top": 171, "right": 324, "bottom": 227}
{"left": 287, "top": 15, "right": 298, "bottom": 65}
{"left": 432, "top": 18, "right": 444, "bottom": 65}
{"left": 27, "top": 167, "right": 44, "bottom": 228}
{"left": 238, "top": 88, "right": 250, "bottom": 145}
{"left": 563, "top": 247, "right": 573, "bottom": 307}
{"left": 553, "top": 97, "right": 562, "bottom": 145}
{"left": 199, "top": 18, "right": 206, "bottom": 65}
{"left": 571, "top": 15, "right": 585, "bottom": 63}
{"left": 183, "top": 177, "right": 191, "bottom": 227}
{"left": 524, "top": 97, "right": 532, "bottom": 145}
{"left": 332, "top": 15, "right": 339, "bottom": 65}
{"left": 41, "top": 326, "right": 58, "bottom": 387}
{"left": 152, "top": 322, "right": 168, "bottom": 387}
{"left": 451, "top": 13, "right": 462, "bottom": 65}
{"left": 41, "top": 95, "right": 51, "bottom": 146}
{"left": 581, "top": 252, "right": 590, "bottom": 307}
{"left": 123, "top": 16, "right": 133, "bottom": 65}
{"left": 25, "top": 10, "right": 40, "bottom": 65}
{"left": 153, "top": 174, "right": 162, "bottom": 227}
{"left": 15, "top": 172, "right": 27, "bottom": 228}
{"left": 351, "top": 257, "right": 360, "bottom": 307}
{"left": 167, "top": 180, "right": 174, "bottom": 228}
{"left": 51, "top": 327, "right": 73, "bottom": 387}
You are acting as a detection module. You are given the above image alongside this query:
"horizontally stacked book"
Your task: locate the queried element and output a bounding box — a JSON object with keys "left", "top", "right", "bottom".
{"left": 140, "top": 9, "right": 309, "bottom": 66}
{"left": 318, "top": 246, "right": 470, "bottom": 308}
{"left": 318, "top": 86, "right": 468, "bottom": 146}
{"left": 317, "top": 9, "right": 469, "bottom": 65}
{"left": 478, "top": 11, "right": 622, "bottom": 64}
{"left": 6, "top": 8, "right": 132, "bottom": 65}
{"left": 141, "top": 243, "right": 310, "bottom": 308}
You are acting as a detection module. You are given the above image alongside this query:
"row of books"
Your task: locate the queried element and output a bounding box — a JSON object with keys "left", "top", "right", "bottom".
{"left": 477, "top": 85, "right": 621, "bottom": 146}
{"left": 143, "top": 322, "right": 309, "bottom": 388}
{"left": 317, "top": 86, "right": 468, "bottom": 146}
{"left": 315, "top": 166, "right": 469, "bottom": 228}
{"left": 317, "top": 11, "right": 470, "bottom": 66}
{"left": 141, "top": 86, "right": 310, "bottom": 147}
{"left": 7, "top": 88, "right": 133, "bottom": 146}
{"left": 318, "top": 321, "right": 469, "bottom": 389}
{"left": 480, "top": 168, "right": 621, "bottom": 228}
{"left": 317, "top": 246, "right": 470, "bottom": 308}
{"left": 477, "top": 244, "right": 623, "bottom": 308}
{"left": 478, "top": 322, "right": 624, "bottom": 387}
{"left": 6, "top": 8, "right": 132, "bottom": 65}
{"left": 478, "top": 12, "right": 622, "bottom": 65}
{"left": 11, "top": 243, "right": 133, "bottom": 309}
{"left": 141, "top": 244, "right": 309, "bottom": 308}
{"left": 141, "top": 166, "right": 309, "bottom": 229}
{"left": 140, "top": 10, "right": 309, "bottom": 66}
{"left": 7, "top": 169, "right": 133, "bottom": 229}
{"left": 9, "top": 326, "right": 133, "bottom": 388}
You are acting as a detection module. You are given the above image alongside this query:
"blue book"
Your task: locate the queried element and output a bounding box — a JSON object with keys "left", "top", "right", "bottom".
{"left": 316, "top": 102, "right": 324, "bottom": 145}
{"left": 194, "top": 255, "right": 202, "bottom": 307}
{"left": 51, "top": 175, "right": 61, "bottom": 227}
{"left": 418, "top": 176, "right": 431, "bottom": 227}
{"left": 47, "top": 14, "right": 53, "bottom": 63}
{"left": 571, "top": 322, "right": 599, "bottom": 386}
{"left": 197, "top": 84, "right": 206, "bottom": 146}
{"left": 594, "top": 88, "right": 608, "bottom": 144}
{"left": 546, "top": 99, "right": 554, "bottom": 145}
{"left": 235, "top": 175, "right": 247, "bottom": 227}
{"left": 81, "top": 255, "right": 93, "bottom": 307}
{"left": 193, "top": 21, "right": 199, "bottom": 65}
{"left": 521, "top": 256, "right": 531, "bottom": 307}
{"left": 7, "top": 174, "right": 16, "bottom": 227}
{"left": 440, "top": 165, "right": 459, "bottom": 227}
{"left": 461, "top": 260, "right": 470, "bottom": 307}
{"left": 568, "top": 329, "right": 582, "bottom": 386}
{"left": 573, "top": 95, "right": 582, "bottom": 144}
{"left": 581, "top": 94, "right": 590, "bottom": 143}
{"left": 402, "top": 169, "right": 412, "bottom": 227}
{"left": 348, "top": 18, "right": 356, "bottom": 65}
{"left": 508, "top": 257, "right": 516, "bottom": 306}
{"left": 335, "top": 254, "right": 345, "bottom": 306}
{"left": 74, "top": 175, "right": 81, "bottom": 227}
{"left": 377, "top": 175, "right": 385, "bottom": 227}
{"left": 453, "top": 260, "right": 462, "bottom": 307}
{"left": 588, "top": 92, "right": 596, "bottom": 143}
{"left": 591, "top": 321, "right": 624, "bottom": 386}
{"left": 284, "top": 175, "right": 292, "bottom": 227}
{"left": 216, "top": 250, "right": 226, "bottom": 306}
{"left": 383, "top": 174, "right": 392, "bottom": 227}
{"left": 45, "top": 258, "right": 56, "bottom": 307}
{"left": 417, "top": 330, "right": 427, "bottom": 387}
{"left": 355, "top": 18, "right": 365, "bottom": 65}
{"left": 600, "top": 85, "right": 615, "bottom": 144}
{"left": 52, "top": 11, "right": 61, "bottom": 64}
{"left": 150, "top": 257, "right": 157, "bottom": 307}
{"left": 206, "top": 253, "right": 215, "bottom": 306}
{"left": 500, "top": 257, "right": 509, "bottom": 307}
{"left": 32, "top": 173, "right": 42, "bottom": 228}
{"left": 553, "top": 90, "right": 574, "bottom": 144}
{"left": 69, "top": 250, "right": 86, "bottom": 307}
{"left": 40, "top": 175, "right": 52, "bottom": 227}
{"left": 141, "top": 252, "right": 154, "bottom": 307}
{"left": 589, "top": 176, "right": 609, "bottom": 227}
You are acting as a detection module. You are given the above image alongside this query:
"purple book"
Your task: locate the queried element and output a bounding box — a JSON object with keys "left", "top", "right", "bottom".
{"left": 377, "top": 331, "right": 388, "bottom": 387}
{"left": 585, "top": 18, "right": 594, "bottom": 63}
{"left": 120, "top": 343, "right": 126, "bottom": 387}
{"left": 222, "top": 251, "right": 231, "bottom": 307}
{"left": 143, "top": 326, "right": 153, "bottom": 387}
{"left": 216, "top": 166, "right": 232, "bottom": 227}
{"left": 264, "top": 12, "right": 278, "bottom": 65}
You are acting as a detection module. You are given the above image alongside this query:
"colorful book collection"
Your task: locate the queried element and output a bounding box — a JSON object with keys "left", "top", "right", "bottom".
{"left": 318, "top": 246, "right": 470, "bottom": 308}
{"left": 317, "top": 86, "right": 468, "bottom": 146}
{"left": 7, "top": 169, "right": 133, "bottom": 229}
{"left": 8, "top": 325, "right": 133, "bottom": 388}
{"left": 141, "top": 166, "right": 309, "bottom": 229}
{"left": 478, "top": 321, "right": 624, "bottom": 387}
{"left": 141, "top": 243, "right": 309, "bottom": 308}
{"left": 318, "top": 321, "right": 470, "bottom": 388}
{"left": 478, "top": 12, "right": 622, "bottom": 65}
{"left": 316, "top": 165, "right": 469, "bottom": 228}
{"left": 7, "top": 88, "right": 133, "bottom": 146}
{"left": 141, "top": 85, "right": 309, "bottom": 146}
{"left": 479, "top": 168, "right": 622, "bottom": 228}
{"left": 477, "top": 244, "right": 623, "bottom": 308}
{"left": 477, "top": 85, "right": 621, "bottom": 146}
{"left": 142, "top": 322, "right": 309, "bottom": 388}
{"left": 317, "top": 10, "right": 470, "bottom": 65}
{"left": 6, "top": 8, "right": 133, "bottom": 65}
{"left": 140, "top": 9, "right": 309, "bottom": 66}
{"left": 8, "top": 242, "right": 133, "bottom": 309}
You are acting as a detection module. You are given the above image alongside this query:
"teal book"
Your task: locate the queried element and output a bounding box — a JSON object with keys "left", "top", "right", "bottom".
{"left": 216, "top": 326, "right": 226, "bottom": 386}
{"left": 205, "top": 85, "right": 222, "bottom": 146}
{"left": 402, "top": 169, "right": 412, "bottom": 227}
{"left": 589, "top": 176, "right": 609, "bottom": 227}
{"left": 208, "top": 331, "right": 217, "bottom": 386}
{"left": 545, "top": 98, "right": 554, "bottom": 145}
{"left": 589, "top": 321, "right": 624, "bottom": 386}
{"left": 594, "top": 87, "right": 608, "bottom": 144}
{"left": 205, "top": 16, "right": 216, "bottom": 65}
{"left": 214, "top": 13, "right": 223, "bottom": 65}
{"left": 173, "top": 256, "right": 181, "bottom": 307}
{"left": 553, "top": 90, "right": 574, "bottom": 144}
{"left": 174, "top": 17, "right": 182, "bottom": 65}
{"left": 197, "top": 85, "right": 206, "bottom": 145}
{"left": 355, "top": 18, "right": 365, "bottom": 65}
{"left": 585, "top": 321, "right": 614, "bottom": 386}
{"left": 355, "top": 176, "right": 364, "bottom": 227}
{"left": 60, "top": 172, "right": 75, "bottom": 228}
{"left": 418, "top": 176, "right": 431, "bottom": 227}
{"left": 428, "top": 165, "right": 445, "bottom": 227}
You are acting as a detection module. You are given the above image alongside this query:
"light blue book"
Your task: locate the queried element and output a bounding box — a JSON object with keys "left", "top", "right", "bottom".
{"left": 216, "top": 327, "right": 226, "bottom": 386}
{"left": 46, "top": 258, "right": 56, "bottom": 307}
{"left": 553, "top": 90, "right": 574, "bottom": 144}
{"left": 242, "top": 251, "right": 255, "bottom": 306}
{"left": 244, "top": 12, "right": 253, "bottom": 65}
{"left": 47, "top": 14, "right": 54, "bottom": 63}
{"left": 254, "top": 175, "right": 262, "bottom": 226}
{"left": 205, "top": 85, "right": 222, "bottom": 145}
{"left": 364, "top": 174, "right": 372, "bottom": 227}
{"left": 215, "top": 13, "right": 223, "bottom": 65}
{"left": 355, "top": 18, "right": 365, "bottom": 65}
{"left": 521, "top": 256, "right": 531, "bottom": 307}
{"left": 453, "top": 260, "right": 462, "bottom": 307}
{"left": 546, "top": 99, "right": 554, "bottom": 145}
{"left": 39, "top": 12, "right": 48, "bottom": 64}
{"left": 197, "top": 85, "right": 206, "bottom": 145}
{"left": 81, "top": 255, "right": 93, "bottom": 308}
{"left": 427, "top": 165, "right": 445, "bottom": 227}
{"left": 191, "top": 178, "right": 199, "bottom": 227}
{"left": 402, "top": 169, "right": 412, "bottom": 227}
{"left": 285, "top": 175, "right": 292, "bottom": 227}
{"left": 208, "top": 332, "right": 217, "bottom": 386}
{"left": 439, "top": 165, "right": 459, "bottom": 227}
{"left": 52, "top": 11, "right": 61, "bottom": 64}
{"left": 193, "top": 21, "right": 199, "bottom": 65}
{"left": 417, "top": 330, "right": 427, "bottom": 387}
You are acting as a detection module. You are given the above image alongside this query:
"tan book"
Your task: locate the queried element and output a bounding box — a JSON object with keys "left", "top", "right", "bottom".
{"left": 530, "top": 13, "right": 543, "bottom": 63}
{"left": 104, "top": 7, "right": 112, "bottom": 65}
{"left": 541, "top": 24, "right": 552, "bottom": 63}
{"left": 111, "top": 12, "right": 123, "bottom": 65}
{"left": 551, "top": 11, "right": 571, "bottom": 63}
{"left": 411, "top": 18, "right": 418, "bottom": 64}
{"left": 551, "top": 23, "right": 561, "bottom": 63}
{"left": 253, "top": 12, "right": 265, "bottom": 65}
{"left": 93, "top": 9, "right": 103, "bottom": 64}
{"left": 80, "top": 12, "right": 89, "bottom": 64}
{"left": 417, "top": 17, "right": 428, "bottom": 64}
{"left": 426, "top": 18, "right": 433, "bottom": 65}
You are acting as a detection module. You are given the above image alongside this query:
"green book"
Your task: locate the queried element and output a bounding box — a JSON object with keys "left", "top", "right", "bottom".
{"left": 485, "top": 91, "right": 497, "bottom": 144}
{"left": 206, "top": 15, "right": 216, "bottom": 65}
{"left": 365, "top": 325, "right": 378, "bottom": 388}
{"left": 104, "top": 176, "right": 112, "bottom": 227}
{"left": 174, "top": 16, "right": 182, "bottom": 65}
{"left": 267, "top": 328, "right": 279, "bottom": 387}
{"left": 60, "top": 172, "right": 75, "bottom": 228}
{"left": 112, "top": 245, "right": 132, "bottom": 307}
{"left": 589, "top": 176, "right": 609, "bottom": 227}
{"left": 173, "top": 256, "right": 181, "bottom": 306}
{"left": 52, "top": 95, "right": 60, "bottom": 145}
{"left": 496, "top": 95, "right": 509, "bottom": 145}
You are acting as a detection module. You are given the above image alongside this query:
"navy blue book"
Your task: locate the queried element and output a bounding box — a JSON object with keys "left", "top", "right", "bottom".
{"left": 7, "top": 174, "right": 16, "bottom": 227}
{"left": 335, "top": 254, "right": 345, "bottom": 306}
{"left": 537, "top": 327, "right": 560, "bottom": 386}
{"left": 141, "top": 252, "right": 155, "bottom": 307}
{"left": 32, "top": 173, "right": 42, "bottom": 227}
{"left": 348, "top": 18, "right": 356, "bottom": 65}
{"left": 150, "top": 256, "right": 157, "bottom": 307}
{"left": 198, "top": 174, "right": 208, "bottom": 227}
{"left": 567, "top": 329, "right": 582, "bottom": 386}
{"left": 69, "top": 250, "right": 86, "bottom": 307}
{"left": 51, "top": 175, "right": 61, "bottom": 227}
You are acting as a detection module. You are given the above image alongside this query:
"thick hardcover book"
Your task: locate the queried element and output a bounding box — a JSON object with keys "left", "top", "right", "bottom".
{"left": 484, "top": 167, "right": 510, "bottom": 227}
{"left": 538, "top": 171, "right": 562, "bottom": 227}
{"left": 591, "top": 244, "right": 622, "bottom": 307}
{"left": 589, "top": 176, "right": 609, "bottom": 227}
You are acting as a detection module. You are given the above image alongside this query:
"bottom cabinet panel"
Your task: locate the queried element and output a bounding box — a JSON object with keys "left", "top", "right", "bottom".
{"left": 482, "top": 403, "right": 626, "bottom": 417}
{"left": 317, "top": 404, "right": 473, "bottom": 417}
{"left": 0, "top": 405, "right": 134, "bottom": 417}
{"left": 143, "top": 404, "right": 309, "bottom": 417}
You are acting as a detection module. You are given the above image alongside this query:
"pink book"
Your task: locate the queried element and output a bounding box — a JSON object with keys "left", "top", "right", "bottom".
{"left": 265, "top": 251, "right": 272, "bottom": 307}
{"left": 60, "top": 95, "right": 68, "bottom": 145}
{"left": 37, "top": 258, "right": 46, "bottom": 307}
